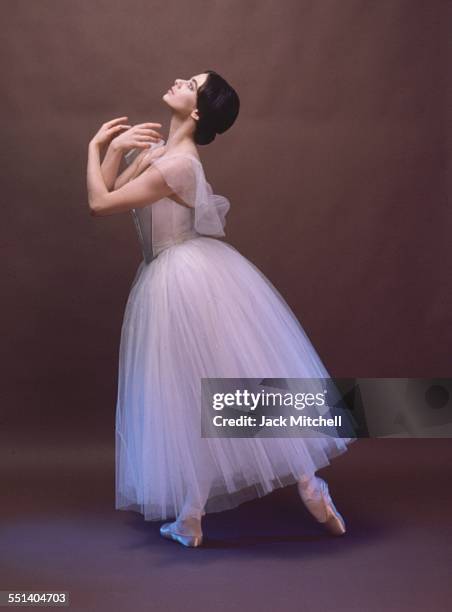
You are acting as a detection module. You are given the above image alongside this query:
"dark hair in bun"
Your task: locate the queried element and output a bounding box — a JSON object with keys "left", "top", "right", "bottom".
{"left": 194, "top": 70, "right": 240, "bottom": 145}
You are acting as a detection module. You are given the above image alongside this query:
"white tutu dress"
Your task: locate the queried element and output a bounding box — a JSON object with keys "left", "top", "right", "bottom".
{"left": 115, "top": 143, "right": 356, "bottom": 522}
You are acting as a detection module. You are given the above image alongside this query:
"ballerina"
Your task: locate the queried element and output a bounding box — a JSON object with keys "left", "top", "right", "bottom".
{"left": 86, "top": 70, "right": 356, "bottom": 548}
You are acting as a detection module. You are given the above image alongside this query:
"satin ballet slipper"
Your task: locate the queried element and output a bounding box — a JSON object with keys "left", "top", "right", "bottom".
{"left": 159, "top": 517, "right": 203, "bottom": 548}
{"left": 297, "top": 477, "right": 346, "bottom": 536}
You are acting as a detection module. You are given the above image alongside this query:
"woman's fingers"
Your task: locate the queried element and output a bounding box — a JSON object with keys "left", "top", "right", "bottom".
{"left": 132, "top": 123, "right": 164, "bottom": 138}
{"left": 135, "top": 135, "right": 161, "bottom": 142}
{"left": 134, "top": 125, "right": 163, "bottom": 133}
{"left": 103, "top": 120, "right": 161, "bottom": 132}
{"left": 104, "top": 116, "right": 129, "bottom": 127}
{"left": 108, "top": 126, "right": 131, "bottom": 137}
{"left": 135, "top": 130, "right": 163, "bottom": 140}
{"left": 134, "top": 141, "right": 153, "bottom": 148}
{"left": 110, "top": 124, "right": 131, "bottom": 132}
{"left": 133, "top": 138, "right": 157, "bottom": 146}
{"left": 136, "top": 133, "right": 162, "bottom": 141}
{"left": 135, "top": 126, "right": 159, "bottom": 133}
{"left": 135, "top": 122, "right": 162, "bottom": 129}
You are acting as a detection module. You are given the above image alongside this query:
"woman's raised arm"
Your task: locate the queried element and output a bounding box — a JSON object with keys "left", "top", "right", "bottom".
{"left": 112, "top": 148, "right": 148, "bottom": 190}
{"left": 87, "top": 139, "right": 173, "bottom": 216}
{"left": 100, "top": 140, "right": 125, "bottom": 190}
{"left": 87, "top": 118, "right": 171, "bottom": 216}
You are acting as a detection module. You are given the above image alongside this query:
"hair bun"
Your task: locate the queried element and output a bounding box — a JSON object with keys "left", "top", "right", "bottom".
{"left": 194, "top": 70, "right": 240, "bottom": 146}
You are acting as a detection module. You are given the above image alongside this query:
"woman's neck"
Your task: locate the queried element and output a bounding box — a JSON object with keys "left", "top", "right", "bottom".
{"left": 165, "top": 113, "right": 198, "bottom": 155}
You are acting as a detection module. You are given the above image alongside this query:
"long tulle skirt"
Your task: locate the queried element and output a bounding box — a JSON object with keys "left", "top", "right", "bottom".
{"left": 115, "top": 236, "right": 355, "bottom": 521}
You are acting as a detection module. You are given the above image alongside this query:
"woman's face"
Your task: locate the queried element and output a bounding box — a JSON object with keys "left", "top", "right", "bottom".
{"left": 162, "top": 73, "right": 208, "bottom": 116}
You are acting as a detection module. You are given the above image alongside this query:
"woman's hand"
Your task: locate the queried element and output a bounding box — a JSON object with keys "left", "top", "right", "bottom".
{"left": 110, "top": 121, "right": 165, "bottom": 153}
{"left": 90, "top": 116, "right": 132, "bottom": 148}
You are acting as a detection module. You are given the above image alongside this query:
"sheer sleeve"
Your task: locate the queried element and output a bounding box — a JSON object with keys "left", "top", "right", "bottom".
{"left": 151, "top": 154, "right": 230, "bottom": 238}
{"left": 124, "top": 147, "right": 141, "bottom": 166}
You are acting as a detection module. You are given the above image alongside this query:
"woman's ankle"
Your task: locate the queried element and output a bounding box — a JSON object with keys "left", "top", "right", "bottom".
{"left": 297, "top": 474, "right": 322, "bottom": 499}
{"left": 174, "top": 515, "right": 203, "bottom": 536}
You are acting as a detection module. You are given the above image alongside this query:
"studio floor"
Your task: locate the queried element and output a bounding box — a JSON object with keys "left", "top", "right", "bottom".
{"left": 1, "top": 438, "right": 451, "bottom": 612}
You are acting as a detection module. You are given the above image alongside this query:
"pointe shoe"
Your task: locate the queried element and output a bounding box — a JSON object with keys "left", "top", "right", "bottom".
{"left": 159, "top": 519, "right": 203, "bottom": 548}
{"left": 297, "top": 477, "right": 346, "bottom": 536}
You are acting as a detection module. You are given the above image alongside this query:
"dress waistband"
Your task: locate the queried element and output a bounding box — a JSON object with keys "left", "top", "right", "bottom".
{"left": 152, "top": 230, "right": 201, "bottom": 257}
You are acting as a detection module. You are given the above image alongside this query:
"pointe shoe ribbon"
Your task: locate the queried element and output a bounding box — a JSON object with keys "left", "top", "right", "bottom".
{"left": 297, "top": 477, "right": 346, "bottom": 536}
{"left": 159, "top": 520, "right": 203, "bottom": 548}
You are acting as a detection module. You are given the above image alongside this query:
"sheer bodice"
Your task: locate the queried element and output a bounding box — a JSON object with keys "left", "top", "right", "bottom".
{"left": 131, "top": 195, "right": 200, "bottom": 263}
{"left": 125, "top": 143, "right": 230, "bottom": 263}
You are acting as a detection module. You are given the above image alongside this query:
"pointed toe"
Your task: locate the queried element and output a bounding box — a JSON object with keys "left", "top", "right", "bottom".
{"left": 298, "top": 477, "right": 347, "bottom": 536}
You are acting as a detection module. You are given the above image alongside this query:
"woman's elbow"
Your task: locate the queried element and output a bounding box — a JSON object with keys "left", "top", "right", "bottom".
{"left": 89, "top": 199, "right": 102, "bottom": 217}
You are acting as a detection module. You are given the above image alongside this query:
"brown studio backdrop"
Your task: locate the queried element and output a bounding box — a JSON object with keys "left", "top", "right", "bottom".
{"left": 0, "top": 0, "right": 450, "bottom": 445}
